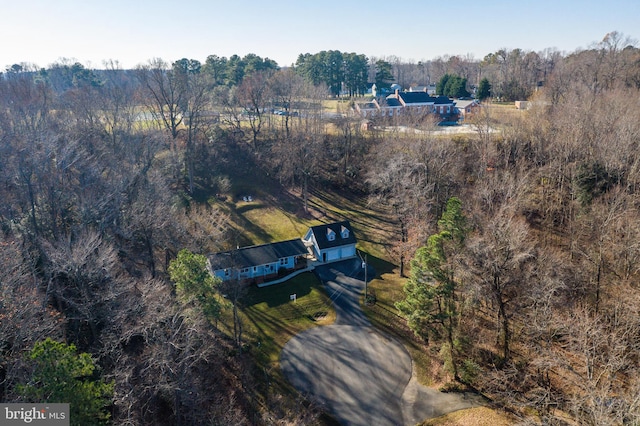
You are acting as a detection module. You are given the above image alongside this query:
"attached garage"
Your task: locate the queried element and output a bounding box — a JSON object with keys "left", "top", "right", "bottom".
{"left": 323, "top": 249, "right": 341, "bottom": 262}
{"left": 304, "top": 221, "right": 358, "bottom": 264}
{"left": 341, "top": 245, "right": 356, "bottom": 258}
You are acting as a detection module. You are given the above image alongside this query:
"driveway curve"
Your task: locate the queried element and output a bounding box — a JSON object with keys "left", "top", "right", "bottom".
{"left": 280, "top": 259, "right": 483, "bottom": 426}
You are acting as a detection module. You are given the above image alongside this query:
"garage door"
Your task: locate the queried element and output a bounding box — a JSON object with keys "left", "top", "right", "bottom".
{"left": 326, "top": 249, "right": 341, "bottom": 261}
{"left": 341, "top": 246, "right": 356, "bottom": 258}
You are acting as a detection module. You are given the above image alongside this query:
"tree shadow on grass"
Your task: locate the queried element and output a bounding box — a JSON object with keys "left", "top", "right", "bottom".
{"left": 362, "top": 253, "right": 396, "bottom": 277}
{"left": 244, "top": 272, "right": 321, "bottom": 308}
{"left": 234, "top": 202, "right": 265, "bottom": 215}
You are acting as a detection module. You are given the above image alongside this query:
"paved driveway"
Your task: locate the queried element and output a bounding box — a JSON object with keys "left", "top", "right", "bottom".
{"left": 280, "top": 259, "right": 484, "bottom": 426}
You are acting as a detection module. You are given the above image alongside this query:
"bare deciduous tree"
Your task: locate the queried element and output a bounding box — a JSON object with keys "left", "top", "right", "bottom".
{"left": 467, "top": 209, "right": 535, "bottom": 363}
{"left": 137, "top": 58, "right": 183, "bottom": 140}
{"left": 268, "top": 68, "right": 305, "bottom": 139}
{"left": 41, "top": 230, "right": 120, "bottom": 346}
{"left": 563, "top": 304, "right": 640, "bottom": 426}
{"left": 0, "top": 237, "right": 63, "bottom": 402}
{"left": 236, "top": 70, "right": 271, "bottom": 152}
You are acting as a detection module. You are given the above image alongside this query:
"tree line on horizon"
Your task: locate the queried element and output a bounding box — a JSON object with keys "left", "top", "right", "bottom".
{"left": 4, "top": 31, "right": 639, "bottom": 102}
{"left": 1, "top": 30, "right": 640, "bottom": 424}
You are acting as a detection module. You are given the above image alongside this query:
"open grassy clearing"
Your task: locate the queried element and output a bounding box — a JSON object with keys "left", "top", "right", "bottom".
{"left": 321, "top": 99, "right": 340, "bottom": 112}
{"left": 483, "top": 101, "right": 528, "bottom": 122}
{"left": 218, "top": 197, "right": 316, "bottom": 246}
{"left": 307, "top": 188, "right": 396, "bottom": 257}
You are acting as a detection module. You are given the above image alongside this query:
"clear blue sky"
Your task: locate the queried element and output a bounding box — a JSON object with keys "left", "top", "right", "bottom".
{"left": 2, "top": 0, "right": 638, "bottom": 69}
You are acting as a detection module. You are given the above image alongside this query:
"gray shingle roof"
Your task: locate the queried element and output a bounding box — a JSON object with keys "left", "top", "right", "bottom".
{"left": 209, "top": 239, "right": 308, "bottom": 270}
{"left": 398, "top": 92, "right": 434, "bottom": 104}
{"left": 434, "top": 96, "right": 453, "bottom": 104}
{"left": 383, "top": 97, "right": 403, "bottom": 107}
{"left": 308, "top": 221, "right": 357, "bottom": 250}
{"left": 454, "top": 99, "right": 478, "bottom": 109}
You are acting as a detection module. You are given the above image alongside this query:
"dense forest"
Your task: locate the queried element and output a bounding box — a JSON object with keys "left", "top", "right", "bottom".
{"left": 1, "top": 31, "right": 640, "bottom": 425}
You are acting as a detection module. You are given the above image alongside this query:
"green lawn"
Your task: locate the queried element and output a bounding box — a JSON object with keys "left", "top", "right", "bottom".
{"left": 234, "top": 201, "right": 315, "bottom": 243}
{"left": 216, "top": 272, "right": 335, "bottom": 400}
{"left": 242, "top": 272, "right": 335, "bottom": 364}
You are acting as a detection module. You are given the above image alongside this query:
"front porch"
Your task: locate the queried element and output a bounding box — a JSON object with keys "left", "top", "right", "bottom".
{"left": 252, "top": 257, "right": 311, "bottom": 286}
{"left": 255, "top": 258, "right": 319, "bottom": 287}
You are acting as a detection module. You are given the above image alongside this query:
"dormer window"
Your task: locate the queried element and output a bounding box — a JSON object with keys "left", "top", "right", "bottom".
{"left": 341, "top": 226, "right": 350, "bottom": 239}
{"left": 327, "top": 228, "right": 336, "bottom": 241}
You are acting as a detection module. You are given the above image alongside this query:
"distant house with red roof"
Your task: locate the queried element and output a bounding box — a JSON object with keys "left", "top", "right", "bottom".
{"left": 354, "top": 87, "right": 457, "bottom": 120}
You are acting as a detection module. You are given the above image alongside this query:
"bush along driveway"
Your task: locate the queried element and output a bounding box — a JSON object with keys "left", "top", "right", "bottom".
{"left": 280, "top": 259, "right": 483, "bottom": 426}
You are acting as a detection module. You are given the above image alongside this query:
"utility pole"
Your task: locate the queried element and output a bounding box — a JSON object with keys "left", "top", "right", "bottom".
{"left": 364, "top": 253, "right": 367, "bottom": 303}
{"left": 359, "top": 250, "right": 368, "bottom": 304}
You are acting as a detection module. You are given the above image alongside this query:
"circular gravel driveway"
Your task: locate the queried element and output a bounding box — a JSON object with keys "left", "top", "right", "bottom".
{"left": 280, "top": 259, "right": 483, "bottom": 426}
